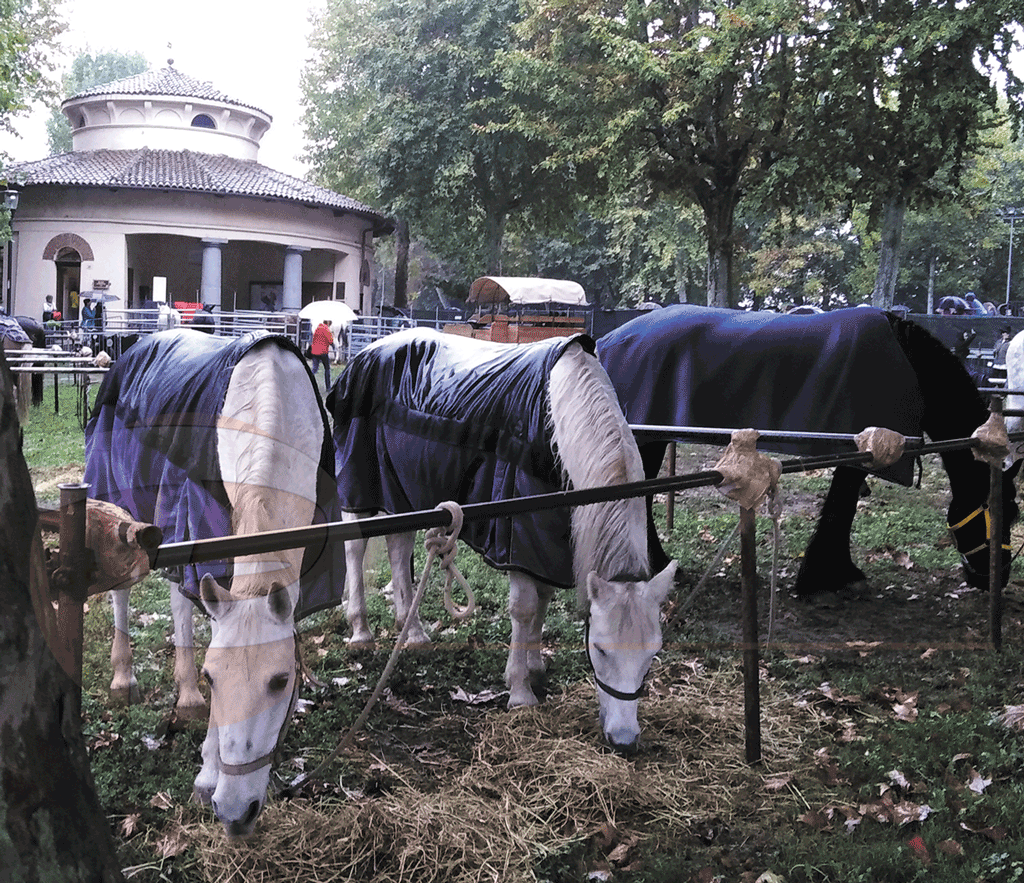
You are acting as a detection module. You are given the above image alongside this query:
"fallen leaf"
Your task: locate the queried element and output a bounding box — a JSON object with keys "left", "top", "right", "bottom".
{"left": 907, "top": 835, "right": 931, "bottom": 864}
{"left": 799, "top": 810, "right": 831, "bottom": 830}
{"left": 936, "top": 840, "right": 963, "bottom": 856}
{"left": 998, "top": 705, "right": 1024, "bottom": 731}
{"left": 966, "top": 769, "right": 992, "bottom": 794}
{"left": 154, "top": 827, "right": 189, "bottom": 858}
{"left": 149, "top": 791, "right": 174, "bottom": 810}
{"left": 764, "top": 775, "right": 794, "bottom": 792}
{"left": 888, "top": 769, "right": 911, "bottom": 789}
{"left": 920, "top": 647, "right": 938, "bottom": 659}
{"left": 959, "top": 822, "right": 1007, "bottom": 842}
{"left": 893, "top": 694, "right": 919, "bottom": 722}
{"left": 450, "top": 686, "right": 509, "bottom": 705}
{"left": 893, "top": 551, "right": 914, "bottom": 569}
{"left": 119, "top": 813, "right": 141, "bottom": 837}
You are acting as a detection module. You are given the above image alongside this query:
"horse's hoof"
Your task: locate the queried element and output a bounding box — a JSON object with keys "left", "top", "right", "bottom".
{"left": 175, "top": 699, "right": 209, "bottom": 722}
{"left": 507, "top": 690, "right": 541, "bottom": 709}
{"left": 110, "top": 682, "right": 141, "bottom": 706}
{"left": 346, "top": 636, "right": 377, "bottom": 653}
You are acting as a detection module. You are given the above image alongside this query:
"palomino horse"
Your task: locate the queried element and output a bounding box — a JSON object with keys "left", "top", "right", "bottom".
{"left": 85, "top": 329, "right": 342, "bottom": 837}
{"left": 328, "top": 328, "right": 677, "bottom": 752}
{"left": 598, "top": 305, "right": 1020, "bottom": 598}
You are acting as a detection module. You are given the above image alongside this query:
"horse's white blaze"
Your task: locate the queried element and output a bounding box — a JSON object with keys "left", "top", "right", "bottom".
{"left": 1005, "top": 331, "right": 1024, "bottom": 467}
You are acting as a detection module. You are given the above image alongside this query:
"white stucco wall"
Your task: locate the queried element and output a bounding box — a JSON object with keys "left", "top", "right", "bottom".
{"left": 11, "top": 185, "right": 378, "bottom": 321}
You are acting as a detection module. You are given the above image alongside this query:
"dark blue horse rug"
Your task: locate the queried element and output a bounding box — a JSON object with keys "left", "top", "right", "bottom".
{"left": 84, "top": 329, "right": 344, "bottom": 619}
{"left": 327, "top": 328, "right": 593, "bottom": 589}
{"left": 597, "top": 305, "right": 925, "bottom": 485}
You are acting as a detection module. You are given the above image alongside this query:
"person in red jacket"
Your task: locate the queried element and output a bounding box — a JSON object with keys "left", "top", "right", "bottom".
{"left": 309, "top": 319, "right": 336, "bottom": 387}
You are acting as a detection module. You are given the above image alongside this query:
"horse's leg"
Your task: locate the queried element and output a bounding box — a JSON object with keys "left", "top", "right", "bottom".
{"left": 505, "top": 573, "right": 548, "bottom": 707}
{"left": 109, "top": 588, "right": 140, "bottom": 704}
{"left": 342, "top": 510, "right": 376, "bottom": 645}
{"left": 388, "top": 531, "right": 430, "bottom": 645}
{"left": 170, "top": 581, "right": 208, "bottom": 719}
{"left": 794, "top": 465, "right": 868, "bottom": 597}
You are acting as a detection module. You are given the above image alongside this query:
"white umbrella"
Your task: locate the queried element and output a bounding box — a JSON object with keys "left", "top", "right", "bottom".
{"left": 299, "top": 300, "right": 357, "bottom": 327}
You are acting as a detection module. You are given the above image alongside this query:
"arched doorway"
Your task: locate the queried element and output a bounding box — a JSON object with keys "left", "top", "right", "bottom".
{"left": 43, "top": 233, "right": 94, "bottom": 321}
{"left": 54, "top": 248, "right": 81, "bottom": 320}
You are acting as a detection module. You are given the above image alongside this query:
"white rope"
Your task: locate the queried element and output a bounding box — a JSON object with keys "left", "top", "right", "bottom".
{"left": 279, "top": 501, "right": 469, "bottom": 796}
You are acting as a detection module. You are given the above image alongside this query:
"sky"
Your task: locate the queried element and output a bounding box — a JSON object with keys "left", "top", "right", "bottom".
{"left": 0, "top": 0, "right": 323, "bottom": 178}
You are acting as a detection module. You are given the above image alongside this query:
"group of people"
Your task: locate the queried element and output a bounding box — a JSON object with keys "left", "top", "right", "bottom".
{"left": 42, "top": 293, "right": 102, "bottom": 328}
{"left": 938, "top": 291, "right": 1003, "bottom": 316}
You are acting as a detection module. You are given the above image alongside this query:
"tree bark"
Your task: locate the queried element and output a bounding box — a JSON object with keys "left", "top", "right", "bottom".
{"left": 0, "top": 352, "right": 124, "bottom": 883}
{"left": 872, "top": 196, "right": 906, "bottom": 310}
{"left": 393, "top": 217, "right": 410, "bottom": 311}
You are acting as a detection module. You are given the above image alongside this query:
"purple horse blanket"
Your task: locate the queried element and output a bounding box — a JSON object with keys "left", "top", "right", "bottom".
{"left": 328, "top": 328, "right": 592, "bottom": 588}
{"left": 84, "top": 329, "right": 344, "bottom": 619}
{"left": 597, "top": 306, "right": 925, "bottom": 485}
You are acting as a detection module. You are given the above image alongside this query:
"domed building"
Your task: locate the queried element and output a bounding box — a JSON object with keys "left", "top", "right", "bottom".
{"left": 2, "top": 64, "right": 391, "bottom": 326}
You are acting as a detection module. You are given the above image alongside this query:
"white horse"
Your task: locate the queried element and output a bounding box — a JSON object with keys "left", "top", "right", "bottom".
{"left": 86, "top": 330, "right": 336, "bottom": 837}
{"left": 329, "top": 329, "right": 677, "bottom": 751}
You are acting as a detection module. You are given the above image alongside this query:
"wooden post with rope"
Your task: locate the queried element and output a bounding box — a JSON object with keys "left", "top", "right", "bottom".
{"left": 739, "top": 505, "right": 761, "bottom": 764}
{"left": 988, "top": 396, "right": 1005, "bottom": 651}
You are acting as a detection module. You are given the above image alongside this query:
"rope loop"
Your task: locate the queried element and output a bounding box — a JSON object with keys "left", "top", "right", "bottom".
{"left": 426, "top": 501, "right": 476, "bottom": 621}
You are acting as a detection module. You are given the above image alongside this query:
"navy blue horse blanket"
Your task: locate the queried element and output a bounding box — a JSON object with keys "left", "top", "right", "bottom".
{"left": 327, "top": 328, "right": 592, "bottom": 589}
{"left": 84, "top": 329, "right": 344, "bottom": 619}
{"left": 597, "top": 306, "right": 925, "bottom": 485}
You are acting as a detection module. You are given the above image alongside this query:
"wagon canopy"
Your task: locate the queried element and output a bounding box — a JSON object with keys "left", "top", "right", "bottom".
{"left": 468, "top": 276, "right": 589, "bottom": 306}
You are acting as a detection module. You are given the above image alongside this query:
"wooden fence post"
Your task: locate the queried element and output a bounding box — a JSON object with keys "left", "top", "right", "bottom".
{"left": 740, "top": 505, "right": 762, "bottom": 764}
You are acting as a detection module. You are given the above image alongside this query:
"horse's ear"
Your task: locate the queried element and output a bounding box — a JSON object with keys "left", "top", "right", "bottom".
{"left": 200, "top": 573, "right": 232, "bottom": 618}
{"left": 586, "top": 572, "right": 614, "bottom": 604}
{"left": 646, "top": 560, "right": 678, "bottom": 605}
{"left": 266, "top": 582, "right": 294, "bottom": 623}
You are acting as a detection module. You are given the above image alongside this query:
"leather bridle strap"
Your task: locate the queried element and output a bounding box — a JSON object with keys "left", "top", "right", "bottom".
{"left": 583, "top": 616, "right": 647, "bottom": 702}
{"left": 218, "top": 633, "right": 302, "bottom": 777}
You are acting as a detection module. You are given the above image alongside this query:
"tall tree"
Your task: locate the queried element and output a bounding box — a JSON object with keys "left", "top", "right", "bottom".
{"left": 789, "top": 0, "right": 1024, "bottom": 310}
{"left": 503, "top": 0, "right": 819, "bottom": 306}
{"left": 504, "top": 0, "right": 1024, "bottom": 308}
{"left": 0, "top": 0, "right": 64, "bottom": 145}
{"left": 46, "top": 49, "right": 148, "bottom": 155}
{"left": 303, "top": 0, "right": 578, "bottom": 282}
{"left": 0, "top": 356, "right": 124, "bottom": 882}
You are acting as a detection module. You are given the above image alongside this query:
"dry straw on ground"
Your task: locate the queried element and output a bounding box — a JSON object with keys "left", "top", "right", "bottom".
{"left": 181, "top": 664, "right": 819, "bottom": 883}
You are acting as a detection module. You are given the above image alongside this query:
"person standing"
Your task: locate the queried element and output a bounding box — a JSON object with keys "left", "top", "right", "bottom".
{"left": 310, "top": 319, "right": 336, "bottom": 387}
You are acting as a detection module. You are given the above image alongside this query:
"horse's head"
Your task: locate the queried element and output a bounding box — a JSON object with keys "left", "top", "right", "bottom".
{"left": 194, "top": 575, "right": 299, "bottom": 839}
{"left": 585, "top": 561, "right": 677, "bottom": 754}
{"left": 947, "top": 461, "right": 1021, "bottom": 590}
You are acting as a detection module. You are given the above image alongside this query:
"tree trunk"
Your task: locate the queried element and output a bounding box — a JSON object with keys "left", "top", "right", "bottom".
{"left": 704, "top": 196, "right": 736, "bottom": 308}
{"left": 483, "top": 210, "right": 507, "bottom": 276}
{"left": 0, "top": 353, "right": 124, "bottom": 883}
{"left": 393, "top": 217, "right": 410, "bottom": 310}
{"left": 871, "top": 196, "right": 906, "bottom": 310}
{"left": 927, "top": 251, "right": 937, "bottom": 314}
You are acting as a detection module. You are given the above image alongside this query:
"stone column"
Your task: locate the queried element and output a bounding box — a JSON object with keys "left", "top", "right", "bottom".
{"left": 283, "top": 246, "right": 308, "bottom": 312}
{"left": 200, "top": 239, "right": 227, "bottom": 310}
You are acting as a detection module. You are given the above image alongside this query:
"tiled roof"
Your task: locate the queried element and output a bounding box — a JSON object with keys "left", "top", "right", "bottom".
{"left": 3, "top": 148, "right": 389, "bottom": 221}
{"left": 66, "top": 67, "right": 270, "bottom": 118}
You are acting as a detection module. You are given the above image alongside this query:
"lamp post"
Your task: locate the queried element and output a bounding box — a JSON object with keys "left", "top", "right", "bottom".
{"left": 999, "top": 206, "right": 1024, "bottom": 313}
{"left": 2, "top": 189, "right": 19, "bottom": 315}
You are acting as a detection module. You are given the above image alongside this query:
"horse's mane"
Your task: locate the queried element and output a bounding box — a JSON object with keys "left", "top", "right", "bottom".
{"left": 886, "top": 314, "right": 989, "bottom": 442}
{"left": 547, "top": 343, "right": 649, "bottom": 607}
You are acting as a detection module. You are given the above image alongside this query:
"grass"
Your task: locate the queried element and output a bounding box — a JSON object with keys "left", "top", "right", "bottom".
{"left": 20, "top": 379, "right": 1024, "bottom": 882}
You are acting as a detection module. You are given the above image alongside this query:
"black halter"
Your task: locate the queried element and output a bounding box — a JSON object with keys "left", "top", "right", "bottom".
{"left": 583, "top": 615, "right": 649, "bottom": 702}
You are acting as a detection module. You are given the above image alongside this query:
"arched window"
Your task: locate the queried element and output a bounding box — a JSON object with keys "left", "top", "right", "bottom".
{"left": 191, "top": 114, "right": 216, "bottom": 129}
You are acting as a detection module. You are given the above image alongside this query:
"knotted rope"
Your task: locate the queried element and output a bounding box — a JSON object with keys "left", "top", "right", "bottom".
{"left": 279, "top": 501, "right": 472, "bottom": 797}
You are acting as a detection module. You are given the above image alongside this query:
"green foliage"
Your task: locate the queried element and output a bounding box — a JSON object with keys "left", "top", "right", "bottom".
{"left": 45, "top": 49, "right": 148, "bottom": 155}
{"left": 0, "top": 0, "right": 64, "bottom": 143}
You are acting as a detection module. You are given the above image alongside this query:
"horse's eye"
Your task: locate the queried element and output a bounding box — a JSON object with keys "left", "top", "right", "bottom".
{"left": 269, "top": 674, "right": 290, "bottom": 694}
{"left": 593, "top": 645, "right": 608, "bottom": 658}
{"left": 201, "top": 669, "right": 214, "bottom": 687}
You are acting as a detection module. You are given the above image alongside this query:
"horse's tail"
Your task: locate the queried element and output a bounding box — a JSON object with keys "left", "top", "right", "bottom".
{"left": 547, "top": 341, "right": 649, "bottom": 606}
